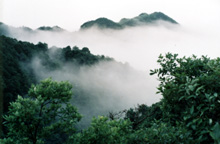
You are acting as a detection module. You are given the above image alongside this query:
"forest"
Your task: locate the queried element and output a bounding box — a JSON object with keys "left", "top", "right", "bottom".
{"left": 0, "top": 34, "right": 220, "bottom": 143}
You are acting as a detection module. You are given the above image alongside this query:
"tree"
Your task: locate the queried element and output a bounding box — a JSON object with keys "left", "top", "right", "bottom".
{"left": 150, "top": 53, "right": 220, "bottom": 143}
{"left": 78, "top": 116, "right": 132, "bottom": 144}
{"left": 1, "top": 78, "right": 82, "bottom": 144}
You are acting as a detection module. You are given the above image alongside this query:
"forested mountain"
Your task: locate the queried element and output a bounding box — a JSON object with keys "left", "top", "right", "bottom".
{"left": 80, "top": 12, "right": 178, "bottom": 30}
{"left": 119, "top": 12, "right": 178, "bottom": 26}
{"left": 0, "top": 35, "right": 111, "bottom": 113}
{"left": 37, "top": 26, "right": 65, "bottom": 32}
{"left": 81, "top": 18, "right": 123, "bottom": 30}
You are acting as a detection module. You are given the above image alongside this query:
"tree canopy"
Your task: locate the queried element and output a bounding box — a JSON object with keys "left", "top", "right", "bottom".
{"left": 1, "top": 78, "right": 81, "bottom": 144}
{"left": 150, "top": 53, "right": 220, "bottom": 143}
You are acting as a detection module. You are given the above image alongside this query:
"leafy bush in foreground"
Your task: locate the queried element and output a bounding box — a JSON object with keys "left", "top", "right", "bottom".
{"left": 1, "top": 78, "right": 81, "bottom": 144}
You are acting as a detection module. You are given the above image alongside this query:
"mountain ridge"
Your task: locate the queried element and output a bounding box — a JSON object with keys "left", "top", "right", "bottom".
{"left": 80, "top": 12, "right": 178, "bottom": 30}
{"left": 0, "top": 12, "right": 178, "bottom": 34}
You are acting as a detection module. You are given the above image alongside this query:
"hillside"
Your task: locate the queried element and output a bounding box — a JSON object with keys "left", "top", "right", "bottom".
{"left": 0, "top": 35, "right": 112, "bottom": 113}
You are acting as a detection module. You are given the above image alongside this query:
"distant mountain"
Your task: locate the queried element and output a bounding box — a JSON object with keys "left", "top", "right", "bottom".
{"left": 0, "top": 22, "right": 69, "bottom": 42}
{"left": 81, "top": 18, "right": 123, "bottom": 30}
{"left": 37, "top": 26, "right": 65, "bottom": 32}
{"left": 80, "top": 12, "right": 178, "bottom": 30}
{"left": 0, "top": 12, "right": 178, "bottom": 35}
{"left": 0, "top": 22, "right": 10, "bottom": 36}
{"left": 119, "top": 12, "right": 178, "bottom": 27}
{"left": 0, "top": 22, "right": 66, "bottom": 37}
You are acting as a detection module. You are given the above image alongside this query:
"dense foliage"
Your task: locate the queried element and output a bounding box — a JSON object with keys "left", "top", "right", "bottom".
{"left": 76, "top": 116, "right": 132, "bottom": 144}
{"left": 150, "top": 53, "right": 220, "bottom": 143}
{"left": 1, "top": 78, "right": 81, "bottom": 144}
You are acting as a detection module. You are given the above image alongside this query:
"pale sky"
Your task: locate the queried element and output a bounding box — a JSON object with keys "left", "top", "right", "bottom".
{"left": 0, "top": 0, "right": 220, "bottom": 31}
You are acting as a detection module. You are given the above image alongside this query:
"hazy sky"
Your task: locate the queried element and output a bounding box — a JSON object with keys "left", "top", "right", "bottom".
{"left": 1, "top": 0, "right": 220, "bottom": 31}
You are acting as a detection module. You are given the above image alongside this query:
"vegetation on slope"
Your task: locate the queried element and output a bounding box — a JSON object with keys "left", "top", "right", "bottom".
{"left": 0, "top": 35, "right": 111, "bottom": 116}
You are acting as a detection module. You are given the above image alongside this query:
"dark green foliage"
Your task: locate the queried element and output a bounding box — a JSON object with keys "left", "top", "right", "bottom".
{"left": 131, "top": 122, "right": 195, "bottom": 144}
{"left": 124, "top": 102, "right": 163, "bottom": 129}
{"left": 77, "top": 110, "right": 193, "bottom": 144}
{"left": 1, "top": 78, "right": 82, "bottom": 144}
{"left": 210, "top": 123, "right": 220, "bottom": 144}
{"left": 0, "top": 36, "right": 44, "bottom": 113}
{"left": 61, "top": 46, "right": 101, "bottom": 65}
{"left": 151, "top": 53, "right": 220, "bottom": 143}
{"left": 76, "top": 116, "right": 133, "bottom": 144}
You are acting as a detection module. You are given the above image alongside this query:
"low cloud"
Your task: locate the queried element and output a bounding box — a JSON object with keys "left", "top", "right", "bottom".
{"left": 6, "top": 20, "right": 220, "bottom": 72}
{"left": 30, "top": 55, "right": 160, "bottom": 128}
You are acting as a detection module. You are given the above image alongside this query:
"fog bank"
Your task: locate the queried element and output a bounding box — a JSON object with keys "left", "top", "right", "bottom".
{"left": 7, "top": 21, "right": 220, "bottom": 71}
{"left": 30, "top": 56, "right": 160, "bottom": 128}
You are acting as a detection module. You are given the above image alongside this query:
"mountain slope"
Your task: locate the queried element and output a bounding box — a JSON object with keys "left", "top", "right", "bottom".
{"left": 0, "top": 35, "right": 112, "bottom": 113}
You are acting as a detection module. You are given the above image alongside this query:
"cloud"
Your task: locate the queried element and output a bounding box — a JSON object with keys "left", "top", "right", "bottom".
{"left": 29, "top": 55, "right": 160, "bottom": 128}
{"left": 6, "top": 20, "right": 220, "bottom": 72}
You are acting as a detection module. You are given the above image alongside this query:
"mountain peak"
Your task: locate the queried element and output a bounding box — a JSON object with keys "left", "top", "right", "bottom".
{"left": 80, "top": 12, "right": 178, "bottom": 30}
{"left": 119, "top": 12, "right": 178, "bottom": 27}
{"left": 37, "top": 26, "right": 65, "bottom": 32}
{"left": 80, "top": 17, "right": 123, "bottom": 30}
{"left": 138, "top": 13, "right": 148, "bottom": 17}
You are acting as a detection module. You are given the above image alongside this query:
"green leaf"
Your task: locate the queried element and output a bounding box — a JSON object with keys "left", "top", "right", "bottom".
{"left": 178, "top": 96, "right": 185, "bottom": 101}
{"left": 189, "top": 85, "right": 194, "bottom": 91}
{"left": 200, "top": 107, "right": 209, "bottom": 116}
{"left": 190, "top": 106, "right": 194, "bottom": 114}
{"left": 210, "top": 123, "right": 220, "bottom": 143}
